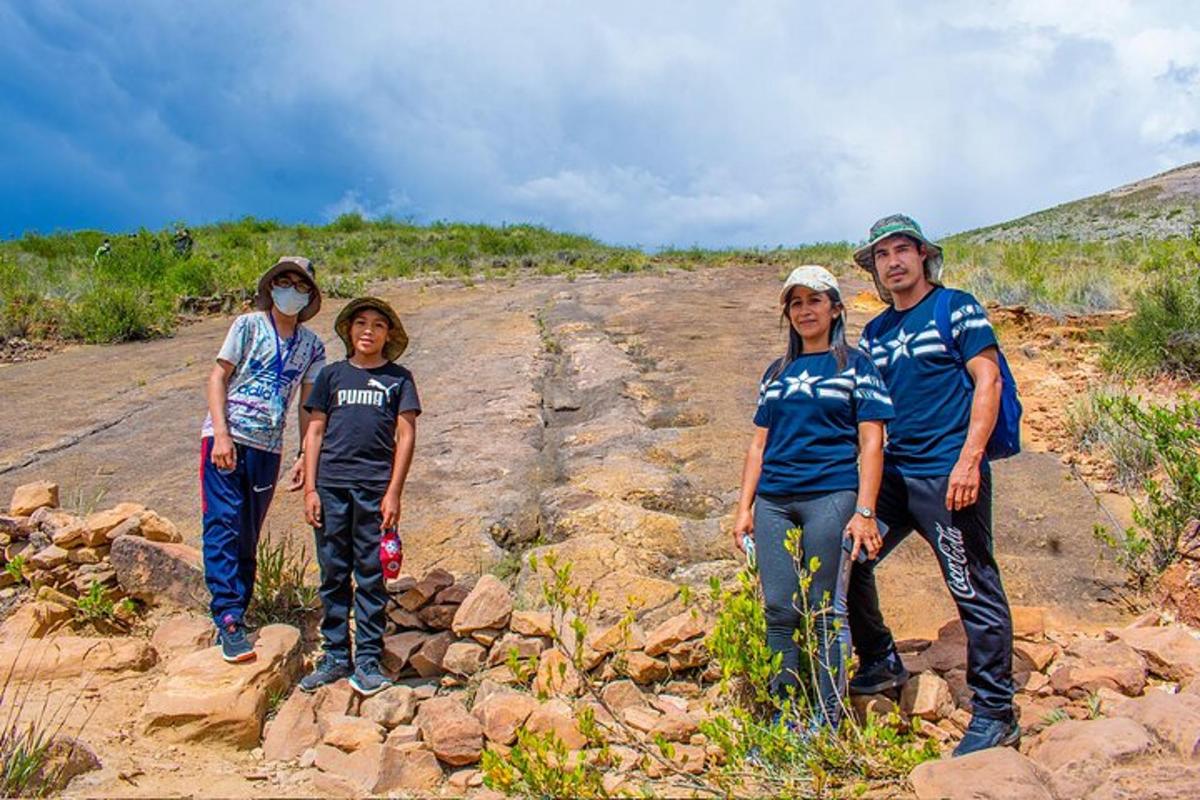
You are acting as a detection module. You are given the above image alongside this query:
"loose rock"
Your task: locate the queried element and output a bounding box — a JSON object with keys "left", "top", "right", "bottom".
{"left": 414, "top": 696, "right": 484, "bottom": 766}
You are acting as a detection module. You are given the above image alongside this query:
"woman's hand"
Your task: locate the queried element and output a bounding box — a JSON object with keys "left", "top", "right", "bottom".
{"left": 845, "top": 513, "right": 882, "bottom": 562}
{"left": 304, "top": 489, "right": 322, "bottom": 527}
{"left": 732, "top": 507, "right": 754, "bottom": 553}
{"left": 381, "top": 491, "right": 401, "bottom": 529}
{"left": 211, "top": 432, "right": 237, "bottom": 472}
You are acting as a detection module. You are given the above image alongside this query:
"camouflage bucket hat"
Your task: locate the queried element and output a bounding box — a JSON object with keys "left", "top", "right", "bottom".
{"left": 852, "top": 214, "right": 944, "bottom": 304}
{"left": 335, "top": 297, "right": 409, "bottom": 362}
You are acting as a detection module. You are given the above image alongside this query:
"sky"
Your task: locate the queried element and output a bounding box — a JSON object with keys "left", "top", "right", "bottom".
{"left": 2, "top": 1, "right": 1198, "bottom": 247}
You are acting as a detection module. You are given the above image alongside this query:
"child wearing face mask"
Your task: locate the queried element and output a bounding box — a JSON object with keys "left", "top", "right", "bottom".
{"left": 200, "top": 257, "right": 326, "bottom": 662}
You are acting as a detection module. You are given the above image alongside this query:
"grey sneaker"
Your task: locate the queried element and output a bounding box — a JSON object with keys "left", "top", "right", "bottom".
{"left": 215, "top": 615, "right": 255, "bottom": 663}
{"left": 349, "top": 659, "right": 391, "bottom": 697}
{"left": 299, "top": 655, "right": 352, "bottom": 693}
{"left": 849, "top": 649, "right": 910, "bottom": 695}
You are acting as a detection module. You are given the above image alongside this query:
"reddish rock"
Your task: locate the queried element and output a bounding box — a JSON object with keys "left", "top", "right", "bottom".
{"left": 434, "top": 582, "right": 472, "bottom": 605}
{"left": 601, "top": 679, "right": 647, "bottom": 712}
{"left": 1028, "top": 717, "right": 1154, "bottom": 798}
{"left": 588, "top": 621, "right": 646, "bottom": 655}
{"left": 0, "top": 601, "right": 72, "bottom": 640}
{"left": 1111, "top": 624, "right": 1200, "bottom": 681}
{"left": 650, "top": 711, "right": 700, "bottom": 742}
{"left": 644, "top": 611, "right": 706, "bottom": 657}
{"left": 398, "top": 569, "right": 456, "bottom": 611}
{"left": 667, "top": 639, "right": 708, "bottom": 672}
{"left": 622, "top": 705, "right": 661, "bottom": 733}
{"left": 471, "top": 627, "right": 503, "bottom": 646}
{"left": 510, "top": 610, "right": 553, "bottom": 637}
{"left": 451, "top": 575, "right": 513, "bottom": 635}
{"left": 315, "top": 742, "right": 444, "bottom": 794}
{"left": 150, "top": 615, "right": 215, "bottom": 662}
{"left": 644, "top": 743, "right": 706, "bottom": 777}
{"left": 525, "top": 698, "right": 587, "bottom": 749}
{"left": 1011, "top": 606, "right": 1047, "bottom": 641}
{"left": 1050, "top": 639, "right": 1148, "bottom": 698}
{"left": 10, "top": 480, "right": 58, "bottom": 516}
{"left": 110, "top": 535, "right": 207, "bottom": 609}
{"left": 323, "top": 714, "right": 386, "bottom": 752}
{"left": 103, "top": 513, "right": 143, "bottom": 543}
{"left": 1114, "top": 690, "right": 1200, "bottom": 757}
{"left": 410, "top": 631, "right": 454, "bottom": 677}
{"left": 0, "top": 635, "right": 156, "bottom": 681}
{"left": 417, "top": 603, "right": 459, "bottom": 630}
{"left": 51, "top": 522, "right": 85, "bottom": 548}
{"left": 263, "top": 690, "right": 322, "bottom": 762}
{"left": 533, "top": 648, "right": 581, "bottom": 697}
{"left": 386, "top": 724, "right": 422, "bottom": 746}
{"left": 361, "top": 684, "right": 417, "bottom": 729}
{"left": 30, "top": 544, "right": 69, "bottom": 569}
{"left": 442, "top": 641, "right": 488, "bottom": 676}
{"left": 1154, "top": 560, "right": 1200, "bottom": 628}
{"left": 83, "top": 503, "right": 144, "bottom": 545}
{"left": 381, "top": 630, "right": 429, "bottom": 674}
{"left": 141, "top": 625, "right": 300, "bottom": 748}
{"left": 487, "top": 632, "right": 546, "bottom": 666}
{"left": 1014, "top": 641, "right": 1059, "bottom": 673}
{"left": 910, "top": 747, "right": 1053, "bottom": 800}
{"left": 138, "top": 510, "right": 182, "bottom": 543}
{"left": 414, "top": 696, "right": 484, "bottom": 766}
{"left": 473, "top": 691, "right": 539, "bottom": 745}
{"left": 900, "top": 673, "right": 955, "bottom": 721}
{"left": 623, "top": 651, "right": 669, "bottom": 684}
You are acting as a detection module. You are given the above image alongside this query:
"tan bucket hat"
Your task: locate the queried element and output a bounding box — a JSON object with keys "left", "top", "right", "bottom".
{"left": 335, "top": 297, "right": 409, "bottom": 362}
{"left": 255, "top": 256, "right": 322, "bottom": 322}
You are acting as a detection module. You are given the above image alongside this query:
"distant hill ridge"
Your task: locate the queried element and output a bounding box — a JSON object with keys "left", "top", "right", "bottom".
{"left": 956, "top": 161, "right": 1200, "bottom": 243}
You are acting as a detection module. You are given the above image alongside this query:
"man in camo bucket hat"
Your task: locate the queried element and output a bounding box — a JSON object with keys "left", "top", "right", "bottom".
{"left": 853, "top": 214, "right": 944, "bottom": 305}
{"left": 847, "top": 213, "right": 1020, "bottom": 757}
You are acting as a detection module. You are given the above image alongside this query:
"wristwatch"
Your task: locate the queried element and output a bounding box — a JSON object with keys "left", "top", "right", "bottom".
{"left": 855, "top": 506, "right": 874, "bottom": 519}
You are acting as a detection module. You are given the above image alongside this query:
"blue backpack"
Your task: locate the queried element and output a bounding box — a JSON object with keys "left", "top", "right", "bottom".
{"left": 933, "top": 289, "right": 1023, "bottom": 460}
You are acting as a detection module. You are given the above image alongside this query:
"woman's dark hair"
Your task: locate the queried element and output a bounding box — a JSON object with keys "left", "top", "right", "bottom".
{"left": 768, "top": 288, "right": 852, "bottom": 382}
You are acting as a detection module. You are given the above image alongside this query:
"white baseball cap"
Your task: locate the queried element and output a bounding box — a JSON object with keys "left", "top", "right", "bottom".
{"left": 780, "top": 265, "right": 839, "bottom": 305}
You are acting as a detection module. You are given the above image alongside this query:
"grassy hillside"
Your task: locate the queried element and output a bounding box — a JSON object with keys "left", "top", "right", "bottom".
{"left": 956, "top": 161, "right": 1200, "bottom": 243}
{"left": 1, "top": 212, "right": 1196, "bottom": 361}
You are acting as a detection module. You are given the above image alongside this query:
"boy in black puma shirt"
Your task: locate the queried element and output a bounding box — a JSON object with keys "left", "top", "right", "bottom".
{"left": 299, "top": 297, "right": 420, "bottom": 696}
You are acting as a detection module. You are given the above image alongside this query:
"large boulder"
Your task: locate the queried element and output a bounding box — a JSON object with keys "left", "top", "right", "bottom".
{"left": 110, "top": 535, "right": 207, "bottom": 609}
{"left": 1110, "top": 624, "right": 1200, "bottom": 682}
{"left": 140, "top": 624, "right": 302, "bottom": 748}
{"left": 910, "top": 747, "right": 1053, "bottom": 800}
{"left": 262, "top": 682, "right": 353, "bottom": 762}
{"left": 0, "top": 601, "right": 73, "bottom": 641}
{"left": 0, "top": 635, "right": 156, "bottom": 682}
{"left": 314, "top": 742, "right": 444, "bottom": 795}
{"left": 414, "top": 696, "right": 484, "bottom": 766}
{"left": 1026, "top": 717, "right": 1155, "bottom": 798}
{"left": 451, "top": 574, "right": 513, "bottom": 635}
{"left": 472, "top": 690, "right": 539, "bottom": 745}
{"left": 1049, "top": 639, "right": 1147, "bottom": 698}
{"left": 10, "top": 480, "right": 58, "bottom": 516}
{"left": 1114, "top": 690, "right": 1200, "bottom": 757}
{"left": 150, "top": 615, "right": 214, "bottom": 663}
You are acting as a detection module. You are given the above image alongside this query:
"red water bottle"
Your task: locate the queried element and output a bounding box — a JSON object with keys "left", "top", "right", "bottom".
{"left": 380, "top": 527, "right": 403, "bottom": 580}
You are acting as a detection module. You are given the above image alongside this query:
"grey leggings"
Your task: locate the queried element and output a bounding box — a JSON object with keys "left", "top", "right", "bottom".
{"left": 753, "top": 490, "right": 856, "bottom": 727}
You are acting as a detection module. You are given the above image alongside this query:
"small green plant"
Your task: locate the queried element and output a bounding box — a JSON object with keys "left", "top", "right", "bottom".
{"left": 74, "top": 581, "right": 115, "bottom": 622}
{"left": 4, "top": 555, "right": 27, "bottom": 585}
{"left": 247, "top": 536, "right": 319, "bottom": 627}
{"left": 1093, "top": 394, "right": 1200, "bottom": 590}
{"left": 489, "top": 550, "right": 523, "bottom": 582}
{"left": 1065, "top": 387, "right": 1156, "bottom": 491}
{"left": 1042, "top": 708, "right": 1070, "bottom": 727}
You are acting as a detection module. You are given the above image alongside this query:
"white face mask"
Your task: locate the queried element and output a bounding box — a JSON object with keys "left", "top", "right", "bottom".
{"left": 271, "top": 286, "right": 310, "bottom": 317}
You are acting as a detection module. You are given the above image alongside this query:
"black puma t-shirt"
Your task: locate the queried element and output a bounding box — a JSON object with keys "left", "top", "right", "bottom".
{"left": 304, "top": 360, "right": 421, "bottom": 490}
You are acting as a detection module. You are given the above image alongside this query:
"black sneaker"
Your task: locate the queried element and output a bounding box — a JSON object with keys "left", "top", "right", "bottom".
{"left": 349, "top": 659, "right": 391, "bottom": 697}
{"left": 215, "top": 616, "right": 255, "bottom": 663}
{"left": 952, "top": 714, "right": 1021, "bottom": 757}
{"left": 298, "top": 654, "right": 352, "bottom": 693}
{"left": 849, "top": 649, "right": 909, "bottom": 695}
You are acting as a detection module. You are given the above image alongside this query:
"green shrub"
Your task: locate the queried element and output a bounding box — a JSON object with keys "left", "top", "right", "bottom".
{"left": 1093, "top": 394, "right": 1200, "bottom": 590}
{"left": 62, "top": 285, "right": 174, "bottom": 342}
{"left": 1104, "top": 247, "right": 1200, "bottom": 377}
{"left": 248, "top": 536, "right": 319, "bottom": 626}
{"left": 1065, "top": 387, "right": 1157, "bottom": 491}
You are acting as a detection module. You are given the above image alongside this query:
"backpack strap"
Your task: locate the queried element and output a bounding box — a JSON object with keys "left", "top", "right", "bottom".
{"left": 933, "top": 288, "right": 974, "bottom": 391}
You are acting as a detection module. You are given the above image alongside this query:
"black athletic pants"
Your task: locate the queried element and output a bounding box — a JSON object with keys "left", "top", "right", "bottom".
{"left": 846, "top": 468, "right": 1015, "bottom": 719}
{"left": 314, "top": 485, "right": 388, "bottom": 666}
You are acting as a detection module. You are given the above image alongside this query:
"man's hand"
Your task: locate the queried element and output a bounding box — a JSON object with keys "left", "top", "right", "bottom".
{"left": 732, "top": 508, "right": 753, "bottom": 553}
{"left": 946, "top": 458, "right": 982, "bottom": 511}
{"left": 285, "top": 456, "right": 305, "bottom": 491}
{"left": 304, "top": 490, "right": 322, "bottom": 527}
{"left": 845, "top": 513, "right": 882, "bottom": 561}
{"left": 211, "top": 433, "right": 237, "bottom": 472}
{"left": 381, "top": 491, "right": 401, "bottom": 529}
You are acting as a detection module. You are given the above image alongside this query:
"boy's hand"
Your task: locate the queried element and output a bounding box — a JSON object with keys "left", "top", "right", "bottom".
{"left": 304, "top": 490, "right": 322, "bottom": 527}
{"left": 285, "top": 456, "right": 305, "bottom": 492}
{"left": 211, "top": 432, "right": 237, "bottom": 471}
{"left": 381, "top": 492, "right": 401, "bottom": 529}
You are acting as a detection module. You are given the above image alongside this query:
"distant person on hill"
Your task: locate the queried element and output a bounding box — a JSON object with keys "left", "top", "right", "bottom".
{"left": 733, "top": 266, "right": 894, "bottom": 734}
{"left": 848, "top": 214, "right": 1018, "bottom": 755}
{"left": 93, "top": 238, "right": 111, "bottom": 263}
{"left": 299, "top": 298, "right": 420, "bottom": 696}
{"left": 201, "top": 257, "right": 326, "bottom": 662}
{"left": 173, "top": 226, "right": 193, "bottom": 257}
